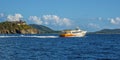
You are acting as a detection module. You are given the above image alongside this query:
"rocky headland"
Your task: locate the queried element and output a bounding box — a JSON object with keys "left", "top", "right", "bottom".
{"left": 0, "top": 21, "right": 39, "bottom": 34}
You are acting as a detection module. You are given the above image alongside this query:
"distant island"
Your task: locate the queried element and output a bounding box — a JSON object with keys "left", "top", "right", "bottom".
{"left": 0, "top": 20, "right": 58, "bottom": 34}
{"left": 0, "top": 20, "right": 120, "bottom": 34}
{"left": 0, "top": 20, "right": 39, "bottom": 34}
{"left": 90, "top": 29, "right": 120, "bottom": 34}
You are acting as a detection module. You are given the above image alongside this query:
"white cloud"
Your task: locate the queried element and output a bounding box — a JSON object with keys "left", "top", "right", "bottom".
{"left": 0, "top": 13, "right": 4, "bottom": 17}
{"left": 98, "top": 17, "right": 102, "bottom": 21}
{"left": 109, "top": 17, "right": 120, "bottom": 25}
{"left": 62, "top": 18, "right": 71, "bottom": 26}
{"left": 110, "top": 19, "right": 116, "bottom": 24}
{"left": 29, "top": 16, "right": 42, "bottom": 25}
{"left": 88, "top": 23, "right": 100, "bottom": 28}
{"left": 43, "top": 15, "right": 59, "bottom": 20}
{"left": 42, "top": 15, "right": 72, "bottom": 26}
{"left": 42, "top": 15, "right": 60, "bottom": 25}
{"left": 7, "top": 13, "right": 23, "bottom": 21}
{"left": 1, "top": 13, "right": 72, "bottom": 27}
{"left": 28, "top": 15, "right": 72, "bottom": 30}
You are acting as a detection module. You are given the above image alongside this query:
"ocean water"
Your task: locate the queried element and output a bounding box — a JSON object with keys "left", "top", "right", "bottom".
{"left": 0, "top": 34, "right": 120, "bottom": 60}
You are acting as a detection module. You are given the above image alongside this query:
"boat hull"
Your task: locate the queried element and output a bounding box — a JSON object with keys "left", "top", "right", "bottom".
{"left": 60, "top": 33, "right": 75, "bottom": 37}
{"left": 60, "top": 31, "right": 87, "bottom": 37}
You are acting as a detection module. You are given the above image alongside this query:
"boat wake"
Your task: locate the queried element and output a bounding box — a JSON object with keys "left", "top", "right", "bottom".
{"left": 0, "top": 35, "right": 59, "bottom": 38}
{"left": 29, "top": 36, "right": 59, "bottom": 38}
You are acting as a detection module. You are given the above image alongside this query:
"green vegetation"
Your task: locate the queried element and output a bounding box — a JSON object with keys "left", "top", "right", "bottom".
{"left": 0, "top": 21, "right": 39, "bottom": 34}
{"left": 0, "top": 21, "right": 60, "bottom": 34}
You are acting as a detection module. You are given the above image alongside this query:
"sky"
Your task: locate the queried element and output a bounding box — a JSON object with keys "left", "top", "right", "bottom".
{"left": 0, "top": 0, "right": 120, "bottom": 31}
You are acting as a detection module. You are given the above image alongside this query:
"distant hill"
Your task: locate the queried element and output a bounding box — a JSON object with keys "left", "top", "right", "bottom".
{"left": 0, "top": 21, "right": 39, "bottom": 34}
{"left": 93, "top": 29, "right": 120, "bottom": 34}
{"left": 2, "top": 21, "right": 120, "bottom": 34}
{"left": 29, "top": 24, "right": 60, "bottom": 33}
{"left": 0, "top": 21, "right": 60, "bottom": 34}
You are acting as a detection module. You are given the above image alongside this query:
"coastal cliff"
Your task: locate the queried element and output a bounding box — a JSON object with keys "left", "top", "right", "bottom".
{"left": 0, "top": 21, "right": 39, "bottom": 34}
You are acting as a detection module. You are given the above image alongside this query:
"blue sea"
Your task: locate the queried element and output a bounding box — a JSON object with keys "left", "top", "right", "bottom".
{"left": 0, "top": 34, "right": 120, "bottom": 60}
